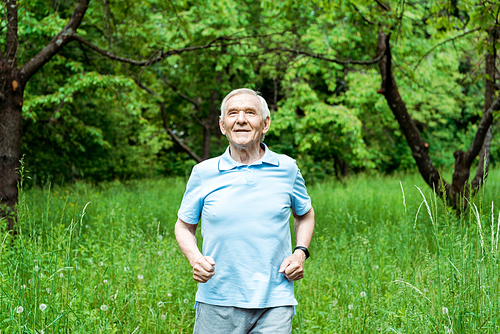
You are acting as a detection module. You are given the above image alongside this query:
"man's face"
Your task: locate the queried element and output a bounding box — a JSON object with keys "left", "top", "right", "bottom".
{"left": 219, "top": 94, "right": 270, "bottom": 148}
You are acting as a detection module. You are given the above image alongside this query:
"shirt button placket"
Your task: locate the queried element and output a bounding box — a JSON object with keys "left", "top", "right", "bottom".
{"left": 245, "top": 166, "right": 254, "bottom": 185}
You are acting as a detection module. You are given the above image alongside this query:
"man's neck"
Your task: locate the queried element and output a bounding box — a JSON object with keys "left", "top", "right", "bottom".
{"left": 229, "top": 142, "right": 265, "bottom": 165}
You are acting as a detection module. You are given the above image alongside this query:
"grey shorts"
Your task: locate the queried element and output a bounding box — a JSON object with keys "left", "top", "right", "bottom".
{"left": 193, "top": 302, "right": 294, "bottom": 334}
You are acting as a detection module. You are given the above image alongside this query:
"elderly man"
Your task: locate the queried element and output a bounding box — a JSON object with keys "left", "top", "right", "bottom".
{"left": 175, "top": 88, "right": 315, "bottom": 334}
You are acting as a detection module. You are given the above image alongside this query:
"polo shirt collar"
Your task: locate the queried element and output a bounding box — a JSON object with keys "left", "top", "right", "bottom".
{"left": 218, "top": 143, "right": 279, "bottom": 171}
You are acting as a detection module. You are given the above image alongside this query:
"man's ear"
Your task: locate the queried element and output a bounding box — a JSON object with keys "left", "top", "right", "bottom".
{"left": 219, "top": 116, "right": 226, "bottom": 135}
{"left": 262, "top": 116, "right": 271, "bottom": 134}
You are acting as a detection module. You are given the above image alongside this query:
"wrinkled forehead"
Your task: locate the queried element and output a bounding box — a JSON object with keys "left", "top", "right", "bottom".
{"left": 225, "top": 93, "right": 261, "bottom": 113}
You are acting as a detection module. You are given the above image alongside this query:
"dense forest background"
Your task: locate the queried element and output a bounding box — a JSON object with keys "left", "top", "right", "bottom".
{"left": 7, "top": 0, "right": 499, "bottom": 186}
{"left": 2, "top": 2, "right": 499, "bottom": 331}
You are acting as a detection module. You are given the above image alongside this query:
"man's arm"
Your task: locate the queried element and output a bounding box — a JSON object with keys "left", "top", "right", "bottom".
{"left": 174, "top": 218, "right": 215, "bottom": 283}
{"left": 279, "top": 207, "right": 315, "bottom": 281}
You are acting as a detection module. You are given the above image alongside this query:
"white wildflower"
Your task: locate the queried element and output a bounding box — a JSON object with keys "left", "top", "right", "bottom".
{"left": 103, "top": 279, "right": 108, "bottom": 284}
{"left": 348, "top": 313, "right": 353, "bottom": 318}
{"left": 21, "top": 285, "right": 26, "bottom": 289}
{"left": 100, "top": 305, "right": 108, "bottom": 311}
{"left": 373, "top": 265, "right": 379, "bottom": 270}
{"left": 16, "top": 306, "right": 24, "bottom": 313}
{"left": 138, "top": 275, "right": 144, "bottom": 280}
{"left": 158, "top": 235, "right": 163, "bottom": 241}
{"left": 99, "top": 262, "right": 104, "bottom": 266}
{"left": 157, "top": 301, "right": 164, "bottom": 307}
{"left": 39, "top": 304, "right": 47, "bottom": 312}
{"left": 442, "top": 307, "right": 448, "bottom": 315}
{"left": 160, "top": 314, "right": 166, "bottom": 320}
{"left": 124, "top": 266, "right": 129, "bottom": 272}
{"left": 34, "top": 265, "right": 39, "bottom": 272}
{"left": 360, "top": 291, "right": 366, "bottom": 298}
{"left": 167, "top": 293, "right": 172, "bottom": 297}
{"left": 59, "top": 273, "right": 64, "bottom": 278}
{"left": 183, "top": 299, "right": 189, "bottom": 304}
{"left": 348, "top": 304, "right": 354, "bottom": 310}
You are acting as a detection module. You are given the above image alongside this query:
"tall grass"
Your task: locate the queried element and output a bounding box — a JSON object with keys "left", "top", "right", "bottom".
{"left": 1, "top": 170, "right": 499, "bottom": 333}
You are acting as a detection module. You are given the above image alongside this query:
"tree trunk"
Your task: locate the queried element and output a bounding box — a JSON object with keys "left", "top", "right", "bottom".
{"left": 377, "top": 31, "right": 499, "bottom": 209}
{"left": 333, "top": 155, "right": 349, "bottom": 180}
{"left": 0, "top": 70, "right": 23, "bottom": 230}
{"left": 470, "top": 33, "right": 497, "bottom": 193}
{"left": 451, "top": 31, "right": 497, "bottom": 204}
{"left": 0, "top": 0, "right": 90, "bottom": 230}
{"left": 377, "top": 31, "right": 450, "bottom": 199}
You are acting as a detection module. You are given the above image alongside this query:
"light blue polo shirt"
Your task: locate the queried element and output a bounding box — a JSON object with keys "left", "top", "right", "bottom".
{"left": 178, "top": 144, "right": 312, "bottom": 308}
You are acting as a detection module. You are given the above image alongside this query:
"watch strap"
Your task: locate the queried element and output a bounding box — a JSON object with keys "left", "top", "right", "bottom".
{"left": 294, "top": 246, "right": 310, "bottom": 259}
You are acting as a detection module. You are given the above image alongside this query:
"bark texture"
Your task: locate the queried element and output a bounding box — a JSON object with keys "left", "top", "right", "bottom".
{"left": 377, "top": 31, "right": 499, "bottom": 209}
{"left": 1, "top": 0, "right": 90, "bottom": 229}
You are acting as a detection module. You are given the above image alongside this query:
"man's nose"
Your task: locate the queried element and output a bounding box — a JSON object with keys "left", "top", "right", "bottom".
{"left": 236, "top": 111, "right": 247, "bottom": 123}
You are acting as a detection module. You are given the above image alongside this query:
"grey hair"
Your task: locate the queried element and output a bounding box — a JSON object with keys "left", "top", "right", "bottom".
{"left": 220, "top": 88, "right": 270, "bottom": 121}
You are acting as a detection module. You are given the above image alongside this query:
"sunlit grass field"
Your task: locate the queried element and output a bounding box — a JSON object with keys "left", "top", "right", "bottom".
{"left": 1, "top": 169, "right": 500, "bottom": 333}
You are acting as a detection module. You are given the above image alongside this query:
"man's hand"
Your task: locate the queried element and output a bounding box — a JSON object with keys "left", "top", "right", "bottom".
{"left": 175, "top": 219, "right": 215, "bottom": 283}
{"left": 279, "top": 250, "right": 306, "bottom": 281}
{"left": 192, "top": 256, "right": 216, "bottom": 283}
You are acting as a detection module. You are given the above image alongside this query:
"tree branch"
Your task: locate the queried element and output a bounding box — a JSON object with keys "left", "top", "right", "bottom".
{"left": 351, "top": 2, "right": 377, "bottom": 25}
{"left": 160, "top": 103, "right": 202, "bottom": 163}
{"left": 19, "top": 0, "right": 90, "bottom": 85}
{"left": 73, "top": 34, "right": 229, "bottom": 66}
{"left": 467, "top": 93, "right": 499, "bottom": 162}
{"left": 134, "top": 80, "right": 202, "bottom": 163}
{"left": 267, "top": 47, "right": 385, "bottom": 65}
{"left": 156, "top": 72, "right": 205, "bottom": 128}
{"left": 413, "top": 28, "right": 480, "bottom": 70}
{"left": 159, "top": 74, "right": 200, "bottom": 109}
{"left": 374, "top": 0, "right": 390, "bottom": 11}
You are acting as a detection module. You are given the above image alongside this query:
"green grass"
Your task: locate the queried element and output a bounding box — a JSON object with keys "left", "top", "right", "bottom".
{"left": 1, "top": 169, "right": 500, "bottom": 333}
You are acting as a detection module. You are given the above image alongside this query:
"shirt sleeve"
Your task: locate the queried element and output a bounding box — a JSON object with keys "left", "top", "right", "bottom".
{"left": 177, "top": 166, "right": 203, "bottom": 224}
{"left": 291, "top": 166, "right": 312, "bottom": 216}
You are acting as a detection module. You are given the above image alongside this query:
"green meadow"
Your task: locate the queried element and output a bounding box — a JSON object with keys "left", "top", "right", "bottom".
{"left": 1, "top": 169, "right": 500, "bottom": 333}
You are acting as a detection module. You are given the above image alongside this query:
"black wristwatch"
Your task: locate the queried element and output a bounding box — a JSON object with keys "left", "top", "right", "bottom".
{"left": 294, "top": 246, "right": 310, "bottom": 259}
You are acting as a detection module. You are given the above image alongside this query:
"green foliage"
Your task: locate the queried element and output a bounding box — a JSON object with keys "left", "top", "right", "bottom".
{"left": 13, "top": 0, "right": 500, "bottom": 184}
{"left": 263, "top": 0, "right": 498, "bottom": 179}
